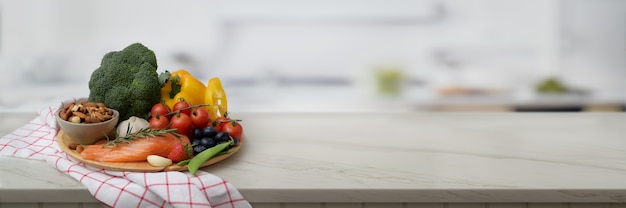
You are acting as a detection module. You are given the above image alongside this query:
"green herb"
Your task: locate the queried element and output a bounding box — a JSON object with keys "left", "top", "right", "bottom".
{"left": 104, "top": 127, "right": 180, "bottom": 147}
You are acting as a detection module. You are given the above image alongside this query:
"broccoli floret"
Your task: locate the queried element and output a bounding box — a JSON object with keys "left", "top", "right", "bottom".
{"left": 88, "top": 43, "right": 161, "bottom": 122}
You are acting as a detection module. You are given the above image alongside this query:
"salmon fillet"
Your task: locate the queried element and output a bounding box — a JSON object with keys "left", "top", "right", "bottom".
{"left": 80, "top": 133, "right": 190, "bottom": 162}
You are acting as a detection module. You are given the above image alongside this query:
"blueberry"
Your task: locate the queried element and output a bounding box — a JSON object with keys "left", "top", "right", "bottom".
{"left": 193, "top": 145, "right": 208, "bottom": 155}
{"left": 200, "top": 137, "right": 216, "bottom": 148}
{"left": 191, "top": 138, "right": 202, "bottom": 146}
{"left": 202, "top": 127, "right": 217, "bottom": 138}
{"left": 215, "top": 132, "right": 230, "bottom": 142}
{"left": 193, "top": 128, "right": 203, "bottom": 139}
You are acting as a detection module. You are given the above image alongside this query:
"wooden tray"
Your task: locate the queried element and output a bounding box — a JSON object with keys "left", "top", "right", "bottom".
{"left": 56, "top": 130, "right": 243, "bottom": 172}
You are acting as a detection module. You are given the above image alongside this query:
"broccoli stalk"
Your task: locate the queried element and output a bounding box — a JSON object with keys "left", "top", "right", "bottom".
{"left": 88, "top": 43, "right": 161, "bottom": 122}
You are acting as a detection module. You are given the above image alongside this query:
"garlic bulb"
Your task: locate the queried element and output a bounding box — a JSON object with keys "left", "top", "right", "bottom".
{"left": 117, "top": 116, "right": 151, "bottom": 137}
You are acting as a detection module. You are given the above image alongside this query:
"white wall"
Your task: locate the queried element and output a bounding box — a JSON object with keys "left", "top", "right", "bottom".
{"left": 0, "top": 0, "right": 623, "bottom": 112}
{"left": 211, "top": 0, "right": 563, "bottom": 89}
{"left": 560, "top": 0, "right": 626, "bottom": 92}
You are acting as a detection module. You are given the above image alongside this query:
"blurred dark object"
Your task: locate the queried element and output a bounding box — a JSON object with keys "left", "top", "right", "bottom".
{"left": 514, "top": 105, "right": 583, "bottom": 112}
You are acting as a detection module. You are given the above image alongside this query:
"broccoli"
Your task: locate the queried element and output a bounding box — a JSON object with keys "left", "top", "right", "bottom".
{"left": 88, "top": 43, "right": 161, "bottom": 122}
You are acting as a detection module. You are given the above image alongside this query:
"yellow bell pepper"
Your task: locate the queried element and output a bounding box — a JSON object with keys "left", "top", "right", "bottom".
{"left": 160, "top": 79, "right": 173, "bottom": 105}
{"left": 161, "top": 69, "right": 206, "bottom": 109}
{"left": 204, "top": 77, "right": 228, "bottom": 120}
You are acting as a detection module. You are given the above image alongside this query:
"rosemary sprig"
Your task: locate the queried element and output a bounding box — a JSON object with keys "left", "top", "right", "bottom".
{"left": 103, "top": 127, "right": 181, "bottom": 147}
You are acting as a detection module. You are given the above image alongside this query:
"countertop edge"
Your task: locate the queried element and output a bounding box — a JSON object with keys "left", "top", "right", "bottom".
{"left": 0, "top": 189, "right": 99, "bottom": 203}
{"left": 2, "top": 187, "right": 625, "bottom": 203}
{"left": 240, "top": 189, "right": 626, "bottom": 203}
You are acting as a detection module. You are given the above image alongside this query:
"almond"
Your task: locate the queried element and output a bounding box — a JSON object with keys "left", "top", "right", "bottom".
{"left": 76, "top": 145, "right": 85, "bottom": 154}
{"left": 94, "top": 112, "right": 105, "bottom": 121}
{"left": 72, "top": 111, "right": 87, "bottom": 119}
{"left": 96, "top": 103, "right": 107, "bottom": 108}
{"left": 68, "top": 143, "right": 79, "bottom": 150}
{"left": 84, "top": 102, "right": 98, "bottom": 108}
{"left": 59, "top": 111, "right": 69, "bottom": 120}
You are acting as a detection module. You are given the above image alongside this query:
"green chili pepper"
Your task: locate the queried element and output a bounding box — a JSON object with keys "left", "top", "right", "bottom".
{"left": 188, "top": 140, "right": 233, "bottom": 175}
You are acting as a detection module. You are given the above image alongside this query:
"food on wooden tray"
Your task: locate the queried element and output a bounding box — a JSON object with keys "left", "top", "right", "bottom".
{"left": 161, "top": 69, "right": 207, "bottom": 110}
{"left": 59, "top": 99, "right": 115, "bottom": 124}
{"left": 80, "top": 129, "right": 190, "bottom": 162}
{"left": 205, "top": 77, "right": 228, "bottom": 121}
{"left": 87, "top": 43, "right": 162, "bottom": 122}
{"left": 160, "top": 69, "right": 229, "bottom": 121}
{"left": 147, "top": 155, "right": 173, "bottom": 167}
{"left": 188, "top": 140, "right": 233, "bottom": 175}
{"left": 56, "top": 100, "right": 120, "bottom": 145}
{"left": 167, "top": 142, "right": 192, "bottom": 163}
{"left": 59, "top": 43, "right": 245, "bottom": 173}
{"left": 117, "top": 116, "right": 151, "bottom": 137}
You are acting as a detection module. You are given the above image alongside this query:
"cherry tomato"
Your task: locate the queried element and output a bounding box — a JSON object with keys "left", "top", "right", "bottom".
{"left": 170, "top": 113, "right": 194, "bottom": 136}
{"left": 173, "top": 99, "right": 192, "bottom": 116}
{"left": 190, "top": 107, "right": 210, "bottom": 129}
{"left": 151, "top": 103, "right": 171, "bottom": 119}
{"left": 149, "top": 113, "right": 169, "bottom": 129}
{"left": 220, "top": 120, "right": 243, "bottom": 140}
{"left": 213, "top": 117, "right": 231, "bottom": 131}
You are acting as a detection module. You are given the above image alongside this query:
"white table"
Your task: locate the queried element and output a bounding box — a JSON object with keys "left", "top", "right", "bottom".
{"left": 1, "top": 112, "right": 626, "bottom": 208}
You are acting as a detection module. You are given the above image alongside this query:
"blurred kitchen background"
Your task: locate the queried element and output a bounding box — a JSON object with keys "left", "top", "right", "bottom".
{"left": 0, "top": 0, "right": 624, "bottom": 113}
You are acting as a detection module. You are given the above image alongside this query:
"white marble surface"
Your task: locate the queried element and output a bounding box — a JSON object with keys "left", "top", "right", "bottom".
{"left": 1, "top": 112, "right": 626, "bottom": 203}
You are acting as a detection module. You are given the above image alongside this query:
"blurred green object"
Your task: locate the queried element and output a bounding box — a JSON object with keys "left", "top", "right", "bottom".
{"left": 536, "top": 77, "right": 567, "bottom": 93}
{"left": 375, "top": 67, "right": 404, "bottom": 95}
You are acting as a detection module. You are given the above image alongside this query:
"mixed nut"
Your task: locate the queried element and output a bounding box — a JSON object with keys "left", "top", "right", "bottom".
{"left": 67, "top": 142, "right": 85, "bottom": 153}
{"left": 59, "top": 100, "right": 115, "bottom": 124}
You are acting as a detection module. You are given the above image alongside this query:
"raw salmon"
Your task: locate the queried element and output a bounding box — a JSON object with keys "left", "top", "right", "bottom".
{"left": 80, "top": 133, "right": 190, "bottom": 162}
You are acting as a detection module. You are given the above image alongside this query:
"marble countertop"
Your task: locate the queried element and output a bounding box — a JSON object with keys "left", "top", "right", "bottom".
{"left": 1, "top": 112, "right": 626, "bottom": 203}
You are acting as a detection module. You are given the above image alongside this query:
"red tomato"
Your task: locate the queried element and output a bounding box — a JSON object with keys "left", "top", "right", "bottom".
{"left": 169, "top": 113, "right": 194, "bottom": 136}
{"left": 173, "top": 100, "right": 192, "bottom": 116}
{"left": 149, "top": 114, "right": 170, "bottom": 129}
{"left": 151, "top": 103, "right": 171, "bottom": 119}
{"left": 213, "top": 117, "right": 231, "bottom": 131}
{"left": 190, "top": 107, "right": 210, "bottom": 129}
{"left": 220, "top": 120, "right": 244, "bottom": 140}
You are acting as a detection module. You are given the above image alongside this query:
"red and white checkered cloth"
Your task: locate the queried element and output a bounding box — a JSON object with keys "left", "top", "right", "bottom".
{"left": 0, "top": 102, "right": 251, "bottom": 208}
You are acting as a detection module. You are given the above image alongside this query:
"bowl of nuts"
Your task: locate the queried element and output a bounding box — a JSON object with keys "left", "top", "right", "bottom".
{"left": 56, "top": 99, "right": 119, "bottom": 145}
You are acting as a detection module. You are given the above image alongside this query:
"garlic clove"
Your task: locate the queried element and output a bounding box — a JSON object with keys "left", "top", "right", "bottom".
{"left": 147, "top": 155, "right": 172, "bottom": 167}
